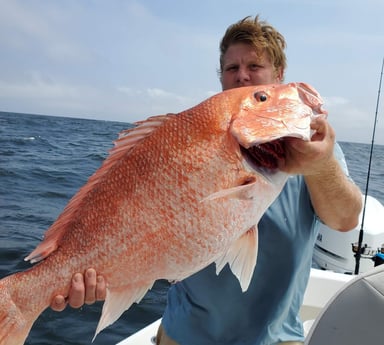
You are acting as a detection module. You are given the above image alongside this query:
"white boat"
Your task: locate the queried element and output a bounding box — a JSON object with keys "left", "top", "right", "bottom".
{"left": 313, "top": 194, "right": 384, "bottom": 274}
{"left": 116, "top": 268, "right": 353, "bottom": 344}
{"left": 117, "top": 194, "right": 384, "bottom": 345}
{"left": 117, "top": 264, "right": 384, "bottom": 344}
{"left": 114, "top": 268, "right": 353, "bottom": 344}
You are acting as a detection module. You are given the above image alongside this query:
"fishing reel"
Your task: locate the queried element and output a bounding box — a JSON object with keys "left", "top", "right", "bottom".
{"left": 352, "top": 242, "right": 384, "bottom": 267}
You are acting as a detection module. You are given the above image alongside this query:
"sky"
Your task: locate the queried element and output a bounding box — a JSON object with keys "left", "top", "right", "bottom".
{"left": 0, "top": 0, "right": 383, "bottom": 144}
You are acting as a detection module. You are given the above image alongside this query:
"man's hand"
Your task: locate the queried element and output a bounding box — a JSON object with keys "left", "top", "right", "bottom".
{"left": 50, "top": 268, "right": 106, "bottom": 311}
{"left": 279, "top": 117, "right": 335, "bottom": 176}
{"left": 278, "top": 116, "right": 361, "bottom": 231}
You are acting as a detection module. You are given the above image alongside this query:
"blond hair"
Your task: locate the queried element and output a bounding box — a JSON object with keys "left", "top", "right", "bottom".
{"left": 219, "top": 15, "right": 287, "bottom": 79}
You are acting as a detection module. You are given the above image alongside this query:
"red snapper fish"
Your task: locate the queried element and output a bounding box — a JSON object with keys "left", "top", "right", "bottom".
{"left": 0, "top": 82, "right": 326, "bottom": 344}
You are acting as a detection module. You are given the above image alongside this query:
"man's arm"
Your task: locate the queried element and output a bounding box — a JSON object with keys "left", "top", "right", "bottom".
{"left": 305, "top": 156, "right": 361, "bottom": 231}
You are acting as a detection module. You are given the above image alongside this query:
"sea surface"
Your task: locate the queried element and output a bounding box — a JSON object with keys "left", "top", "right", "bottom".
{"left": 1, "top": 111, "right": 384, "bottom": 344}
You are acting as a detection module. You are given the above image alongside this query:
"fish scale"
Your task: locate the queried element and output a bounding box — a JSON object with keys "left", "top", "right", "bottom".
{"left": 0, "top": 82, "right": 326, "bottom": 345}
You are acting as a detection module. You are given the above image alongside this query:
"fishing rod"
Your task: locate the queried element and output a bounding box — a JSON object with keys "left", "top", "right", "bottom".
{"left": 354, "top": 57, "right": 384, "bottom": 275}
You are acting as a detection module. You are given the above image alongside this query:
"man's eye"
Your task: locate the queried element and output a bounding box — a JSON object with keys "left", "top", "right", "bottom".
{"left": 226, "top": 65, "right": 238, "bottom": 71}
{"left": 250, "top": 64, "right": 261, "bottom": 71}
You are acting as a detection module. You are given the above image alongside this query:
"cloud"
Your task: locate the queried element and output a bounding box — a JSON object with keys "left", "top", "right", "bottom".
{"left": 325, "top": 98, "right": 381, "bottom": 144}
{"left": 116, "top": 85, "right": 197, "bottom": 115}
{"left": 117, "top": 86, "right": 189, "bottom": 102}
{"left": 146, "top": 88, "right": 190, "bottom": 103}
{"left": 0, "top": 0, "right": 383, "bottom": 144}
{"left": 0, "top": 72, "right": 76, "bottom": 99}
{"left": 323, "top": 96, "right": 349, "bottom": 107}
{"left": 0, "top": 1, "right": 93, "bottom": 64}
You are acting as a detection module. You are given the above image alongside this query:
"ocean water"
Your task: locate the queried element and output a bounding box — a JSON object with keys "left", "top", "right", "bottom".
{"left": 1, "top": 111, "right": 384, "bottom": 344}
{"left": 0, "top": 112, "right": 168, "bottom": 345}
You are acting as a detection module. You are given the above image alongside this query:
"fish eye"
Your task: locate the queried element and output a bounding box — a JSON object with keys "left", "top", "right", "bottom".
{"left": 254, "top": 92, "right": 268, "bottom": 102}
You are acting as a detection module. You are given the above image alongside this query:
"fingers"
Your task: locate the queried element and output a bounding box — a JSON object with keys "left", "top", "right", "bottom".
{"left": 50, "top": 269, "right": 107, "bottom": 311}
{"left": 280, "top": 118, "right": 336, "bottom": 175}
{"left": 83, "top": 268, "right": 107, "bottom": 303}
{"left": 96, "top": 275, "right": 107, "bottom": 301}
{"left": 84, "top": 269, "right": 96, "bottom": 304}
{"left": 310, "top": 117, "right": 335, "bottom": 142}
{"left": 50, "top": 273, "right": 85, "bottom": 311}
{"left": 50, "top": 295, "right": 67, "bottom": 312}
{"left": 68, "top": 272, "right": 86, "bottom": 308}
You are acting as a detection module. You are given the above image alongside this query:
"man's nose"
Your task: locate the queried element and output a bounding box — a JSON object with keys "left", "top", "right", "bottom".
{"left": 236, "top": 67, "right": 250, "bottom": 83}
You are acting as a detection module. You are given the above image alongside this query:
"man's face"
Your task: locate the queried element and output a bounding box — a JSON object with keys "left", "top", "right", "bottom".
{"left": 220, "top": 43, "right": 283, "bottom": 90}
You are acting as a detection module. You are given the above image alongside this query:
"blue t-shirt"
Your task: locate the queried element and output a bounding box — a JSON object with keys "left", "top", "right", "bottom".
{"left": 162, "top": 144, "right": 348, "bottom": 345}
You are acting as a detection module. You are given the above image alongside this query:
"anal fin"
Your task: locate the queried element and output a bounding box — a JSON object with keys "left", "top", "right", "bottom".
{"left": 93, "top": 282, "right": 154, "bottom": 341}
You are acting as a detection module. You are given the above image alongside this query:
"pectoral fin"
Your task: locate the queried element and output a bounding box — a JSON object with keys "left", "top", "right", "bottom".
{"left": 202, "top": 180, "right": 258, "bottom": 202}
{"left": 215, "top": 226, "right": 258, "bottom": 292}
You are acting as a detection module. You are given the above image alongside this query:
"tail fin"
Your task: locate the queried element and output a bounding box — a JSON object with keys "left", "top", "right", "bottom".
{"left": 0, "top": 276, "right": 35, "bottom": 345}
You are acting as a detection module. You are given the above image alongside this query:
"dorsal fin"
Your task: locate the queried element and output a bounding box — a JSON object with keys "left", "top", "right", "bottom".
{"left": 111, "top": 115, "right": 173, "bottom": 156}
{"left": 25, "top": 114, "right": 175, "bottom": 263}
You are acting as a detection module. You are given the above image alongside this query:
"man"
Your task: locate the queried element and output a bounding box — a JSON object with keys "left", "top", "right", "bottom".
{"left": 52, "top": 16, "right": 362, "bottom": 345}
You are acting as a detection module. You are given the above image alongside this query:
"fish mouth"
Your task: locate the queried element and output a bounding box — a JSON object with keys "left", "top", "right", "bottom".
{"left": 241, "top": 139, "right": 286, "bottom": 173}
